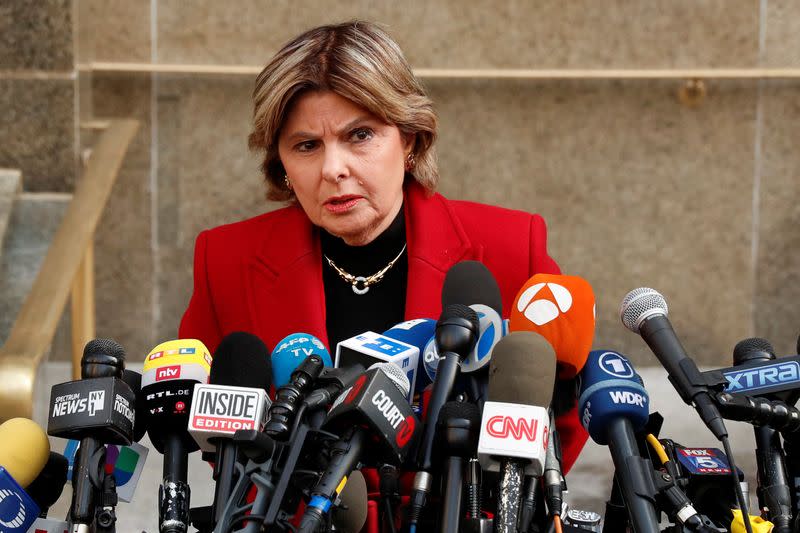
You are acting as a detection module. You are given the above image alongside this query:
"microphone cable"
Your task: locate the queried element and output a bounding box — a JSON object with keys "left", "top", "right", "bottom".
{"left": 722, "top": 435, "right": 754, "bottom": 533}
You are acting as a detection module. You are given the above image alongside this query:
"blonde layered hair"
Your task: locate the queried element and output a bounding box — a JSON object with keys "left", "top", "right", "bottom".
{"left": 248, "top": 21, "right": 439, "bottom": 202}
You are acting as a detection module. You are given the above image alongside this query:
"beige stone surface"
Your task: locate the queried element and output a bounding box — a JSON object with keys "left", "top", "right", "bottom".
{"left": 91, "top": 74, "right": 154, "bottom": 361}
{"left": 763, "top": 0, "right": 800, "bottom": 67}
{"left": 0, "top": 0, "right": 73, "bottom": 70}
{"left": 427, "top": 78, "right": 758, "bottom": 366}
{"left": 84, "top": 0, "right": 151, "bottom": 63}
{"left": 0, "top": 79, "right": 76, "bottom": 191}
{"left": 754, "top": 82, "right": 800, "bottom": 356}
{"left": 156, "top": 0, "right": 758, "bottom": 69}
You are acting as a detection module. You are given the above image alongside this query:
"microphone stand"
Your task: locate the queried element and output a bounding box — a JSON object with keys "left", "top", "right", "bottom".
{"left": 159, "top": 433, "right": 190, "bottom": 533}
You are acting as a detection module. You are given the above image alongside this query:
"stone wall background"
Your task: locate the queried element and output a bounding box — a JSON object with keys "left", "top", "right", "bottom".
{"left": 2, "top": 0, "right": 799, "bottom": 368}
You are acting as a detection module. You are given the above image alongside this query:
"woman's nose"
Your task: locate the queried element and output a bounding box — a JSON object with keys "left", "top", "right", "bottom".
{"left": 320, "top": 145, "right": 349, "bottom": 184}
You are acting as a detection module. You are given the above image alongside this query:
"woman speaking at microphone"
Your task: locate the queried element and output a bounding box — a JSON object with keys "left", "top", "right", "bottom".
{"left": 180, "top": 19, "right": 586, "bottom": 485}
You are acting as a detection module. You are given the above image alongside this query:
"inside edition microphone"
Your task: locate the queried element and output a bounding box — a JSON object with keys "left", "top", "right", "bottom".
{"left": 47, "top": 338, "right": 135, "bottom": 533}
{"left": 0, "top": 418, "right": 50, "bottom": 532}
{"left": 299, "top": 362, "right": 418, "bottom": 532}
{"left": 478, "top": 331, "right": 556, "bottom": 533}
{"left": 141, "top": 338, "right": 211, "bottom": 533}
{"left": 620, "top": 288, "right": 754, "bottom": 533}
{"left": 188, "top": 332, "right": 271, "bottom": 529}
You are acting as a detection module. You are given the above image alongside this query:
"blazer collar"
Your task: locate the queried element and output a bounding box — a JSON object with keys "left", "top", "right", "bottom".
{"left": 248, "top": 182, "right": 475, "bottom": 348}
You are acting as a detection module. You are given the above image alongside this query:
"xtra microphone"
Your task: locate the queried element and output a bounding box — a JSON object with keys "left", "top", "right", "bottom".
{"left": 0, "top": 418, "right": 50, "bottom": 532}
{"left": 438, "top": 401, "right": 481, "bottom": 533}
{"left": 300, "top": 363, "right": 418, "bottom": 532}
{"left": 188, "top": 332, "right": 271, "bottom": 528}
{"left": 26, "top": 451, "right": 68, "bottom": 517}
{"left": 510, "top": 273, "right": 595, "bottom": 378}
{"left": 577, "top": 349, "right": 661, "bottom": 532}
{"left": 142, "top": 338, "right": 211, "bottom": 533}
{"left": 441, "top": 260, "right": 503, "bottom": 316}
{"left": 271, "top": 332, "right": 332, "bottom": 387}
{"left": 477, "top": 331, "right": 555, "bottom": 533}
{"left": 383, "top": 319, "right": 436, "bottom": 393}
{"left": 619, "top": 288, "right": 727, "bottom": 441}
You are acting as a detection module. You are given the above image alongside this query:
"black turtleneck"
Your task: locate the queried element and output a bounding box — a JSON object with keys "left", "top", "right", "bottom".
{"left": 320, "top": 208, "right": 408, "bottom": 349}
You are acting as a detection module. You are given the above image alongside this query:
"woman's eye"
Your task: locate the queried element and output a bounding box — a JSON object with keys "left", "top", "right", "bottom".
{"left": 349, "top": 128, "right": 373, "bottom": 142}
{"left": 295, "top": 140, "right": 318, "bottom": 152}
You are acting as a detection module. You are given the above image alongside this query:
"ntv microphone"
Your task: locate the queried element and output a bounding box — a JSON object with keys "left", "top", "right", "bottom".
{"left": 577, "top": 349, "right": 661, "bottom": 532}
{"left": 0, "top": 418, "right": 51, "bottom": 533}
{"left": 47, "top": 338, "right": 135, "bottom": 533}
{"left": 299, "top": 363, "right": 419, "bottom": 532}
{"left": 477, "top": 331, "right": 555, "bottom": 533}
{"left": 141, "top": 338, "right": 211, "bottom": 533}
{"left": 187, "top": 332, "right": 271, "bottom": 528}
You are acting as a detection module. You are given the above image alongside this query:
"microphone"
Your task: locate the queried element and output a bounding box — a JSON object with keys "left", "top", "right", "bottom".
{"left": 477, "top": 331, "right": 555, "bottom": 533}
{"left": 383, "top": 319, "right": 436, "bottom": 393}
{"left": 300, "top": 363, "right": 418, "bottom": 532}
{"left": 121, "top": 369, "right": 147, "bottom": 443}
{"left": 335, "top": 331, "right": 420, "bottom": 402}
{"left": 26, "top": 451, "right": 68, "bottom": 517}
{"left": 509, "top": 273, "right": 595, "bottom": 378}
{"left": 141, "top": 338, "right": 211, "bottom": 533}
{"left": 619, "top": 288, "right": 727, "bottom": 441}
{"left": 188, "top": 331, "right": 271, "bottom": 528}
{"left": 271, "top": 332, "right": 332, "bottom": 387}
{"left": 441, "top": 260, "right": 503, "bottom": 315}
{"left": 438, "top": 401, "right": 481, "bottom": 533}
{"left": 577, "top": 349, "right": 661, "bottom": 532}
{"left": 48, "top": 338, "right": 134, "bottom": 533}
{"left": 0, "top": 418, "right": 50, "bottom": 532}
{"left": 265, "top": 353, "right": 325, "bottom": 440}
{"left": 331, "top": 470, "right": 369, "bottom": 533}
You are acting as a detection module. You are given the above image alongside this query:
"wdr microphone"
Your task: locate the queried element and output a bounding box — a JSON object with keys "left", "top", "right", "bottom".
{"left": 0, "top": 418, "right": 50, "bottom": 532}
{"left": 271, "top": 333, "right": 331, "bottom": 387}
{"left": 142, "top": 338, "right": 211, "bottom": 533}
{"left": 510, "top": 273, "right": 595, "bottom": 378}
{"left": 477, "top": 331, "right": 555, "bottom": 533}
{"left": 577, "top": 349, "right": 661, "bottom": 532}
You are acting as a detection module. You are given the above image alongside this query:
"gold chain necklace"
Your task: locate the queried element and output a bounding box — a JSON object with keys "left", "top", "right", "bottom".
{"left": 324, "top": 243, "right": 407, "bottom": 295}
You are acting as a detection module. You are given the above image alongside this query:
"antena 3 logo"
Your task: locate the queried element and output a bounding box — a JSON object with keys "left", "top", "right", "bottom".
{"left": 52, "top": 390, "right": 105, "bottom": 418}
{"left": 724, "top": 361, "right": 800, "bottom": 392}
{"left": 515, "top": 283, "right": 573, "bottom": 326}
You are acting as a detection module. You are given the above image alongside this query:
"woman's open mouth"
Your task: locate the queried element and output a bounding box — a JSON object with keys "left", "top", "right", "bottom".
{"left": 324, "top": 195, "right": 361, "bottom": 213}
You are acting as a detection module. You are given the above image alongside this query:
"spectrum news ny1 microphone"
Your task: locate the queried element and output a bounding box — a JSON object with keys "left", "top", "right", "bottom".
{"left": 271, "top": 332, "right": 332, "bottom": 388}
{"left": 187, "top": 332, "right": 271, "bottom": 529}
{"left": 0, "top": 417, "right": 51, "bottom": 532}
{"left": 299, "top": 362, "right": 419, "bottom": 532}
{"left": 142, "top": 338, "right": 211, "bottom": 533}
{"left": 47, "top": 338, "right": 135, "bottom": 533}
{"left": 509, "top": 273, "right": 595, "bottom": 379}
{"left": 477, "top": 331, "right": 556, "bottom": 533}
{"left": 577, "top": 349, "right": 661, "bottom": 532}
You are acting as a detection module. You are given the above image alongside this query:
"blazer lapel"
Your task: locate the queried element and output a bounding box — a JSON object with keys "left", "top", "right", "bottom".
{"left": 404, "top": 183, "right": 477, "bottom": 320}
{"left": 245, "top": 206, "right": 329, "bottom": 351}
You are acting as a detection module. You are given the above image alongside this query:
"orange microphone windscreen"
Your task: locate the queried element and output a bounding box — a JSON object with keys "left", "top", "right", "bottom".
{"left": 509, "top": 274, "right": 595, "bottom": 378}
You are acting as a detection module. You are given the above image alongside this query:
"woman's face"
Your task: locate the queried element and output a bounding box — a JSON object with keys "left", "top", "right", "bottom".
{"left": 278, "top": 91, "right": 412, "bottom": 246}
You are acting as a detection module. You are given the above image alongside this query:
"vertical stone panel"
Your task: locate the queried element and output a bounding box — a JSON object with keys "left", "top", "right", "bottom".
{"left": 763, "top": 0, "right": 800, "bottom": 67}
{"left": 85, "top": 0, "right": 151, "bottom": 63}
{"left": 0, "top": 0, "right": 73, "bottom": 70}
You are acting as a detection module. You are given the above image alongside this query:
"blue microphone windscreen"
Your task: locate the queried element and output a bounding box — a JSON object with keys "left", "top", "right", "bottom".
{"left": 271, "top": 333, "right": 332, "bottom": 387}
{"left": 578, "top": 350, "right": 649, "bottom": 445}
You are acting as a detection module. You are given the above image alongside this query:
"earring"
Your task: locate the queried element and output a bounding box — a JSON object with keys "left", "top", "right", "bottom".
{"left": 405, "top": 153, "right": 416, "bottom": 171}
{"left": 284, "top": 174, "right": 292, "bottom": 190}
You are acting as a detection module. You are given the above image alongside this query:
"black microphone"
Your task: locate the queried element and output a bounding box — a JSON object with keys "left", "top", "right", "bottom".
{"left": 438, "top": 401, "right": 481, "bottom": 533}
{"left": 441, "top": 260, "right": 503, "bottom": 315}
{"left": 620, "top": 288, "right": 728, "bottom": 441}
{"left": 27, "top": 451, "right": 69, "bottom": 517}
{"left": 265, "top": 353, "right": 325, "bottom": 440}
{"left": 202, "top": 332, "right": 271, "bottom": 527}
{"left": 477, "top": 331, "right": 556, "bottom": 533}
{"left": 121, "top": 369, "right": 147, "bottom": 443}
{"left": 299, "top": 363, "right": 418, "bottom": 532}
{"left": 49, "top": 338, "right": 131, "bottom": 533}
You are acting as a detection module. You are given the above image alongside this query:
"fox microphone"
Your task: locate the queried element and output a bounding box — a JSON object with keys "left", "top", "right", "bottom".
{"left": 578, "top": 349, "right": 661, "bottom": 532}
{"left": 142, "top": 338, "right": 211, "bottom": 533}
{"left": 477, "top": 331, "right": 556, "bottom": 533}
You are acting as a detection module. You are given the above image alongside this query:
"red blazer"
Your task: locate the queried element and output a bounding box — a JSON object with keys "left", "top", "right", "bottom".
{"left": 179, "top": 181, "right": 588, "bottom": 472}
